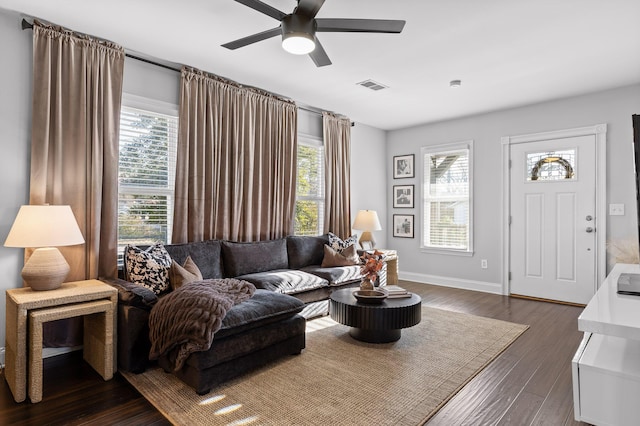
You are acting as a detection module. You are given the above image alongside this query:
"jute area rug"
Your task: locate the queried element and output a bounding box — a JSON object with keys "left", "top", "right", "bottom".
{"left": 122, "top": 306, "right": 528, "bottom": 426}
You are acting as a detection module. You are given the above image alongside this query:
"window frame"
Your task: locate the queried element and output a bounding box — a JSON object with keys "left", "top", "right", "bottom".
{"left": 294, "top": 132, "right": 325, "bottom": 236}
{"left": 117, "top": 93, "right": 179, "bottom": 258}
{"left": 420, "top": 140, "right": 474, "bottom": 256}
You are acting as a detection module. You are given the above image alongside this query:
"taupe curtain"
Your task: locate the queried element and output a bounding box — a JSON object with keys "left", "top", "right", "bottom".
{"left": 30, "top": 21, "right": 124, "bottom": 345}
{"left": 173, "top": 67, "right": 297, "bottom": 242}
{"left": 322, "top": 112, "right": 352, "bottom": 238}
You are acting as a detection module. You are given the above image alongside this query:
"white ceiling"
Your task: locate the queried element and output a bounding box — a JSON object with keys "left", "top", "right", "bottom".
{"left": 1, "top": 0, "right": 639, "bottom": 130}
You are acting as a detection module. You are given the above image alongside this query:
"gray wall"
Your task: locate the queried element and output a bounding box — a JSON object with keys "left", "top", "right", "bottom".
{"left": 387, "top": 84, "right": 640, "bottom": 292}
{"left": 351, "top": 123, "right": 388, "bottom": 248}
{"left": 0, "top": 10, "right": 33, "bottom": 359}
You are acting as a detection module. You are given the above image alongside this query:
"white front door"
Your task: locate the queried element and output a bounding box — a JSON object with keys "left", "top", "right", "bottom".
{"left": 509, "top": 134, "right": 597, "bottom": 304}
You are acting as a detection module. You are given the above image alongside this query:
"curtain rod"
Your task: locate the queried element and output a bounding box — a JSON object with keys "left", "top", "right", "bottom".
{"left": 298, "top": 105, "right": 355, "bottom": 126}
{"left": 21, "top": 18, "right": 353, "bottom": 126}
{"left": 21, "top": 18, "right": 181, "bottom": 73}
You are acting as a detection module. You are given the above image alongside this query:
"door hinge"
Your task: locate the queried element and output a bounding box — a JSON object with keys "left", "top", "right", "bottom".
{"left": 508, "top": 272, "right": 512, "bottom": 281}
{"left": 509, "top": 216, "right": 512, "bottom": 225}
{"left": 509, "top": 159, "right": 512, "bottom": 168}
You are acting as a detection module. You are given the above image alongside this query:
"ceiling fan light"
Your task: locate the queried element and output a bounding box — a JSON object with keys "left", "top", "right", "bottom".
{"left": 282, "top": 33, "right": 315, "bottom": 55}
{"left": 281, "top": 14, "right": 316, "bottom": 55}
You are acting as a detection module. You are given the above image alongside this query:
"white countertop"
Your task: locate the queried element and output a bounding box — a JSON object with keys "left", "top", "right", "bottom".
{"left": 578, "top": 263, "right": 640, "bottom": 341}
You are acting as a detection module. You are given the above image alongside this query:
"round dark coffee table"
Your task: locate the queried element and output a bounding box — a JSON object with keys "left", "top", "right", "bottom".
{"left": 329, "top": 288, "right": 422, "bottom": 343}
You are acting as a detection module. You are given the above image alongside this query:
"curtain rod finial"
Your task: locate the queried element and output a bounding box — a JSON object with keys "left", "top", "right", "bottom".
{"left": 21, "top": 18, "right": 33, "bottom": 31}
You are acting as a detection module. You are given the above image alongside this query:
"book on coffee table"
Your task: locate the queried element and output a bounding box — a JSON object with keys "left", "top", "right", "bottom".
{"left": 384, "top": 285, "right": 412, "bottom": 298}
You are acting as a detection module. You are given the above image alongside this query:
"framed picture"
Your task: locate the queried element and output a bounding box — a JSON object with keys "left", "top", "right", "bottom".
{"left": 393, "top": 185, "right": 414, "bottom": 208}
{"left": 393, "top": 214, "right": 414, "bottom": 238}
{"left": 393, "top": 154, "right": 415, "bottom": 179}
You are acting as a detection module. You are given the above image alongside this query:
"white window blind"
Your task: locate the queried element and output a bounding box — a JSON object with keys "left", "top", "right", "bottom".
{"left": 295, "top": 135, "right": 325, "bottom": 236}
{"left": 422, "top": 142, "right": 473, "bottom": 253}
{"left": 118, "top": 102, "right": 178, "bottom": 260}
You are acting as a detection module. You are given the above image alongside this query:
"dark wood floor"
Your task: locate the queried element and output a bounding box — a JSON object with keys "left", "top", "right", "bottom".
{"left": 0, "top": 281, "right": 588, "bottom": 425}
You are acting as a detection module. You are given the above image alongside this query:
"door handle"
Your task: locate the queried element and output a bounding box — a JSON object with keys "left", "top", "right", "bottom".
{"left": 586, "top": 227, "right": 594, "bottom": 233}
{"left": 586, "top": 215, "right": 593, "bottom": 221}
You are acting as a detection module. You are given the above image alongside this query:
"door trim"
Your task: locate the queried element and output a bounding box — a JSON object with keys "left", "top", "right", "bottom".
{"left": 501, "top": 124, "right": 607, "bottom": 296}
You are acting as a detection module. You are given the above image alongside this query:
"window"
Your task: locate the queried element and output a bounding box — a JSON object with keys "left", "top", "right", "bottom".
{"left": 118, "top": 95, "right": 178, "bottom": 261}
{"left": 295, "top": 134, "right": 324, "bottom": 235}
{"left": 421, "top": 141, "right": 473, "bottom": 254}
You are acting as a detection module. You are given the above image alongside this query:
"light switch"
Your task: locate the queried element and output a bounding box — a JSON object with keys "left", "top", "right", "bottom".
{"left": 609, "top": 204, "right": 625, "bottom": 216}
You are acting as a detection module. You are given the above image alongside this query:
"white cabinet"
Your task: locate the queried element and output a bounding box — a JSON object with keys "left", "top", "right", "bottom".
{"left": 572, "top": 264, "right": 640, "bottom": 425}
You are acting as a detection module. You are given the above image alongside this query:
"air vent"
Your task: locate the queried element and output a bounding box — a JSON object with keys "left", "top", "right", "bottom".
{"left": 356, "top": 79, "right": 388, "bottom": 91}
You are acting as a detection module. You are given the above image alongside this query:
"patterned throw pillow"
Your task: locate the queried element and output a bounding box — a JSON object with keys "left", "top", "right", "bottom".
{"left": 125, "top": 243, "right": 173, "bottom": 295}
{"left": 328, "top": 232, "right": 358, "bottom": 253}
{"left": 169, "top": 256, "right": 203, "bottom": 290}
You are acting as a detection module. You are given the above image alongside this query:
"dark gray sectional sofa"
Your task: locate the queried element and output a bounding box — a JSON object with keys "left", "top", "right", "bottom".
{"left": 104, "top": 234, "right": 375, "bottom": 394}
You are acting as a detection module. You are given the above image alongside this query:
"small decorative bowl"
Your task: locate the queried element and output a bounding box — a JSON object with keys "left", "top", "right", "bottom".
{"left": 353, "top": 289, "right": 388, "bottom": 304}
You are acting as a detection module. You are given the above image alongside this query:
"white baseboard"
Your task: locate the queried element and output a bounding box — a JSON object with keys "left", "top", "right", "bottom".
{"left": 0, "top": 346, "right": 82, "bottom": 369}
{"left": 399, "top": 271, "right": 504, "bottom": 295}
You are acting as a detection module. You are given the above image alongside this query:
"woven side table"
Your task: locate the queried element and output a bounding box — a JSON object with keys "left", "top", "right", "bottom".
{"left": 379, "top": 250, "right": 399, "bottom": 285}
{"left": 5, "top": 279, "right": 117, "bottom": 403}
{"left": 29, "top": 299, "right": 114, "bottom": 403}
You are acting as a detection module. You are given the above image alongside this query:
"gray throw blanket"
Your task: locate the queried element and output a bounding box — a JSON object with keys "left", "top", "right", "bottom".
{"left": 148, "top": 278, "right": 256, "bottom": 371}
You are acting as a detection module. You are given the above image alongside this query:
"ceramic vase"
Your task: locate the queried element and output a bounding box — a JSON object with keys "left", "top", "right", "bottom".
{"left": 360, "top": 278, "right": 375, "bottom": 291}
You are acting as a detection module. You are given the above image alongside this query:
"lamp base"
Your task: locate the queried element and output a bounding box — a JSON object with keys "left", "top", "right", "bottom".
{"left": 22, "top": 247, "right": 70, "bottom": 291}
{"left": 359, "top": 231, "right": 376, "bottom": 250}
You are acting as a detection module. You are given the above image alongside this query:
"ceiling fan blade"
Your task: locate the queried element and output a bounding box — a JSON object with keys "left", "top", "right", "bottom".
{"left": 316, "top": 18, "right": 406, "bottom": 33}
{"left": 234, "top": 0, "right": 287, "bottom": 21}
{"left": 309, "top": 36, "right": 331, "bottom": 67}
{"left": 295, "top": 0, "right": 325, "bottom": 19}
{"left": 222, "top": 27, "right": 282, "bottom": 50}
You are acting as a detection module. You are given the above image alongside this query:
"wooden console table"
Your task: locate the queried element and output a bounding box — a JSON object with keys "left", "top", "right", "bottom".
{"left": 5, "top": 279, "right": 117, "bottom": 403}
{"left": 572, "top": 263, "right": 640, "bottom": 425}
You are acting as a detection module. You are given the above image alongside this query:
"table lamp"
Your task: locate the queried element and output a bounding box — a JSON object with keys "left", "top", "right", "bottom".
{"left": 4, "top": 205, "right": 85, "bottom": 291}
{"left": 352, "top": 210, "right": 382, "bottom": 250}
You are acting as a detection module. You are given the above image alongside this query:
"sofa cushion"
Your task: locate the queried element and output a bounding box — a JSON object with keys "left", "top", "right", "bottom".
{"left": 164, "top": 240, "right": 223, "bottom": 280}
{"left": 321, "top": 244, "right": 360, "bottom": 267}
{"left": 125, "top": 243, "right": 172, "bottom": 295}
{"left": 328, "top": 232, "right": 358, "bottom": 253}
{"left": 222, "top": 239, "right": 289, "bottom": 277}
{"left": 286, "top": 234, "right": 328, "bottom": 269}
{"left": 237, "top": 269, "right": 329, "bottom": 295}
{"left": 169, "top": 256, "right": 203, "bottom": 290}
{"left": 215, "top": 289, "right": 304, "bottom": 339}
{"left": 302, "top": 265, "right": 363, "bottom": 286}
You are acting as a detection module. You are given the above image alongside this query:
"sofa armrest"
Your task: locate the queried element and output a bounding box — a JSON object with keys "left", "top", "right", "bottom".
{"left": 101, "top": 277, "right": 158, "bottom": 310}
{"left": 117, "top": 304, "right": 152, "bottom": 373}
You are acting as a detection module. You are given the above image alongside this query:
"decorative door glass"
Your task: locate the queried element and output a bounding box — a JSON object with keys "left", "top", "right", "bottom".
{"left": 526, "top": 149, "right": 576, "bottom": 181}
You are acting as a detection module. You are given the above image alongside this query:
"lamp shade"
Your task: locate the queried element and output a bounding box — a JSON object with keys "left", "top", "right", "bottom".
{"left": 4, "top": 205, "right": 85, "bottom": 248}
{"left": 4, "top": 205, "right": 85, "bottom": 290}
{"left": 352, "top": 210, "right": 382, "bottom": 231}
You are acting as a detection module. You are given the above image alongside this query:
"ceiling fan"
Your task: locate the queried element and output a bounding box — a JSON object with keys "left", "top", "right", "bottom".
{"left": 222, "top": 0, "right": 406, "bottom": 67}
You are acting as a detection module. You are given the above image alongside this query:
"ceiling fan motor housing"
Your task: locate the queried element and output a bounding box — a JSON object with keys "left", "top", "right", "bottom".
{"left": 282, "top": 13, "right": 316, "bottom": 49}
